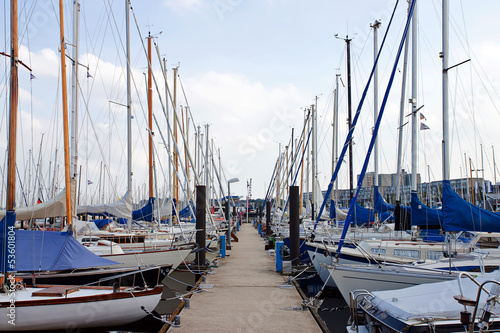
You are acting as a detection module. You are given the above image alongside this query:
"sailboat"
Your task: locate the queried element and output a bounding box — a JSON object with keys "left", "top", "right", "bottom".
{"left": 346, "top": 1, "right": 500, "bottom": 331}
{"left": 0, "top": 1, "right": 163, "bottom": 330}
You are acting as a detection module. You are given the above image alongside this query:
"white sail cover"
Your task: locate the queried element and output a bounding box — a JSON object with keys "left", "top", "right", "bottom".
{"left": 154, "top": 198, "right": 172, "bottom": 218}
{"left": 76, "top": 191, "right": 132, "bottom": 219}
{"left": 314, "top": 179, "right": 347, "bottom": 220}
{"left": 62, "top": 219, "right": 100, "bottom": 234}
{"left": 0, "top": 179, "right": 76, "bottom": 220}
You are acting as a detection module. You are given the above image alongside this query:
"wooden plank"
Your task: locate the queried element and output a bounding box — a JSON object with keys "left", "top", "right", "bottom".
{"left": 32, "top": 285, "right": 79, "bottom": 297}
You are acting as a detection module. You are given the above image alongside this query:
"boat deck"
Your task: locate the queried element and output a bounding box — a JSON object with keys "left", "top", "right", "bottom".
{"left": 173, "top": 223, "right": 321, "bottom": 332}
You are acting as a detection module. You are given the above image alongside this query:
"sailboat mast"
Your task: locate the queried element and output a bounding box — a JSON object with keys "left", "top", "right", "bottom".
{"left": 396, "top": 9, "right": 410, "bottom": 202}
{"left": 71, "top": 0, "right": 79, "bottom": 180}
{"left": 173, "top": 67, "right": 179, "bottom": 218}
{"left": 59, "top": 0, "right": 73, "bottom": 227}
{"left": 299, "top": 110, "right": 306, "bottom": 216}
{"left": 312, "top": 98, "right": 317, "bottom": 220}
{"left": 372, "top": 20, "right": 381, "bottom": 222}
{"left": 346, "top": 37, "right": 354, "bottom": 200}
{"left": 126, "top": 0, "right": 132, "bottom": 197}
{"left": 442, "top": 0, "right": 450, "bottom": 181}
{"left": 493, "top": 146, "right": 497, "bottom": 191}
{"left": 411, "top": 0, "right": 418, "bottom": 193}
{"left": 372, "top": 20, "right": 381, "bottom": 186}
{"left": 205, "top": 124, "right": 209, "bottom": 198}
{"left": 333, "top": 74, "right": 339, "bottom": 217}
{"left": 6, "top": 0, "right": 18, "bottom": 212}
{"left": 147, "top": 33, "right": 154, "bottom": 198}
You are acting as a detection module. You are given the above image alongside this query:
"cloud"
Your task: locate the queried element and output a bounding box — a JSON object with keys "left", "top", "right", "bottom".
{"left": 182, "top": 71, "right": 310, "bottom": 196}
{"left": 19, "top": 45, "right": 59, "bottom": 79}
{"left": 163, "top": 0, "right": 204, "bottom": 11}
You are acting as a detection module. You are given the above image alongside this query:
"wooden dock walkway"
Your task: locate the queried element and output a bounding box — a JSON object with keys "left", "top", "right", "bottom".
{"left": 173, "top": 223, "right": 322, "bottom": 333}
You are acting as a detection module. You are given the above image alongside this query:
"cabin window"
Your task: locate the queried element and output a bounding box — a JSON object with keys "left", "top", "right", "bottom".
{"left": 393, "top": 249, "right": 419, "bottom": 258}
{"left": 426, "top": 251, "right": 443, "bottom": 260}
{"left": 370, "top": 248, "right": 386, "bottom": 255}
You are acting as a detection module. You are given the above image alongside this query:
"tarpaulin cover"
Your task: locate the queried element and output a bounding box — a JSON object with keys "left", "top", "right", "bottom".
{"left": 0, "top": 217, "right": 118, "bottom": 272}
{"left": 92, "top": 218, "right": 114, "bottom": 229}
{"left": 350, "top": 202, "right": 394, "bottom": 225}
{"left": 443, "top": 180, "right": 500, "bottom": 232}
{"left": 132, "top": 197, "right": 155, "bottom": 222}
{"left": 77, "top": 190, "right": 132, "bottom": 219}
{"left": 0, "top": 179, "right": 76, "bottom": 220}
{"left": 373, "top": 185, "right": 410, "bottom": 213}
{"left": 410, "top": 191, "right": 442, "bottom": 228}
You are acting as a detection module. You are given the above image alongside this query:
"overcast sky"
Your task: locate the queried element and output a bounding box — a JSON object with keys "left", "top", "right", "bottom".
{"left": 1, "top": 0, "right": 500, "bottom": 204}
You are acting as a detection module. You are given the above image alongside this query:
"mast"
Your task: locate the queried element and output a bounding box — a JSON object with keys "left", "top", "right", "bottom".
{"left": 3, "top": 0, "right": 18, "bottom": 278}
{"left": 371, "top": 20, "right": 381, "bottom": 222}
{"left": 396, "top": 7, "right": 410, "bottom": 203}
{"left": 305, "top": 109, "right": 310, "bottom": 211}
{"left": 481, "top": 143, "right": 486, "bottom": 207}
{"left": 441, "top": 0, "right": 450, "bottom": 182}
{"left": 125, "top": 0, "right": 132, "bottom": 198}
{"left": 346, "top": 38, "right": 354, "bottom": 201}
{"left": 411, "top": 0, "right": 418, "bottom": 192}
{"left": 185, "top": 107, "right": 190, "bottom": 196}
{"left": 173, "top": 67, "right": 179, "bottom": 219}
{"left": 59, "top": 0, "right": 72, "bottom": 227}
{"left": 162, "top": 57, "right": 172, "bottom": 225}
{"left": 71, "top": 0, "right": 79, "bottom": 180}
{"left": 6, "top": 0, "right": 18, "bottom": 212}
{"left": 125, "top": 0, "right": 132, "bottom": 230}
{"left": 332, "top": 74, "right": 340, "bottom": 224}
{"left": 205, "top": 124, "right": 209, "bottom": 201}
{"left": 299, "top": 110, "right": 306, "bottom": 216}
{"left": 147, "top": 32, "right": 153, "bottom": 198}
{"left": 312, "top": 98, "right": 318, "bottom": 220}
{"left": 493, "top": 146, "right": 497, "bottom": 193}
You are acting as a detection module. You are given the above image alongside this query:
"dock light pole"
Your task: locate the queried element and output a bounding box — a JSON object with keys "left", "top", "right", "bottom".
{"left": 227, "top": 178, "right": 239, "bottom": 248}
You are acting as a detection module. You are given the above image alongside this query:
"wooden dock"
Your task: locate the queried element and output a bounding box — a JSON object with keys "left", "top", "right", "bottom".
{"left": 172, "top": 223, "right": 322, "bottom": 333}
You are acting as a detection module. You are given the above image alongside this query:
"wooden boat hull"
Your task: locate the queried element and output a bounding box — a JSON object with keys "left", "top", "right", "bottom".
{"left": 18, "top": 264, "right": 172, "bottom": 287}
{"left": 0, "top": 286, "right": 162, "bottom": 331}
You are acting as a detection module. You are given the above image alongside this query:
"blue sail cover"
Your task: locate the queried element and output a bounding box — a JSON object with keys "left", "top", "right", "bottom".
{"left": 373, "top": 186, "right": 411, "bottom": 213}
{"left": 443, "top": 180, "right": 500, "bottom": 232}
{"left": 93, "top": 218, "right": 114, "bottom": 229}
{"left": 350, "top": 202, "right": 394, "bottom": 225}
{"left": 374, "top": 186, "right": 394, "bottom": 212}
{"left": 0, "top": 211, "right": 15, "bottom": 273}
{"left": 132, "top": 197, "right": 155, "bottom": 222}
{"left": 179, "top": 202, "right": 195, "bottom": 219}
{"left": 0, "top": 217, "right": 118, "bottom": 272}
{"left": 411, "top": 191, "right": 442, "bottom": 228}
{"left": 329, "top": 199, "right": 336, "bottom": 219}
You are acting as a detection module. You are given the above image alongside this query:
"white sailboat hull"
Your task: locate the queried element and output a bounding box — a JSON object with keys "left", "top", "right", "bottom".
{"left": 102, "top": 248, "right": 192, "bottom": 271}
{"left": 307, "top": 250, "right": 337, "bottom": 287}
{"left": 328, "top": 264, "right": 456, "bottom": 303}
{"left": 0, "top": 286, "right": 162, "bottom": 331}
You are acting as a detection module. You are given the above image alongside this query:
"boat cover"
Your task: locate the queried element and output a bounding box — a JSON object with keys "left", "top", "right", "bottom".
{"left": 374, "top": 185, "right": 410, "bottom": 213}
{"left": 132, "top": 197, "right": 155, "bottom": 222}
{"left": 0, "top": 179, "right": 76, "bottom": 220}
{"left": 443, "top": 180, "right": 500, "bottom": 232}
{"left": 410, "top": 191, "right": 442, "bottom": 228}
{"left": 369, "top": 272, "right": 498, "bottom": 321}
{"left": 77, "top": 191, "right": 133, "bottom": 219}
{"left": 0, "top": 215, "right": 118, "bottom": 272}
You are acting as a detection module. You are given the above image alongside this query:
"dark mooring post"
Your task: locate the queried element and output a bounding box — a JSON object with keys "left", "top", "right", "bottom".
{"left": 290, "top": 186, "right": 300, "bottom": 266}
{"left": 195, "top": 185, "right": 206, "bottom": 266}
{"left": 265, "top": 201, "right": 271, "bottom": 236}
{"left": 394, "top": 200, "right": 401, "bottom": 231}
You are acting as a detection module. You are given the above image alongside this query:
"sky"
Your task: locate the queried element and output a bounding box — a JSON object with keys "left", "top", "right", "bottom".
{"left": 1, "top": 0, "right": 500, "bottom": 205}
